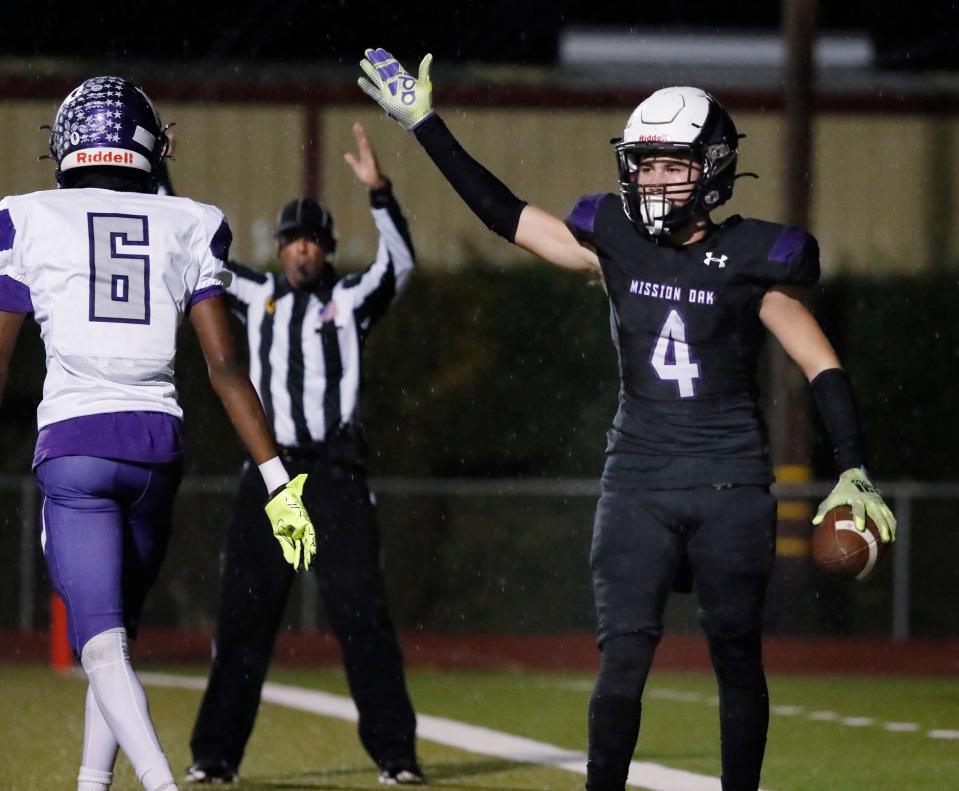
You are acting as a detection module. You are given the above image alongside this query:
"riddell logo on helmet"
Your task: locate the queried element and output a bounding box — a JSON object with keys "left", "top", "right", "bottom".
{"left": 61, "top": 147, "right": 151, "bottom": 173}
{"left": 75, "top": 150, "right": 135, "bottom": 165}
{"left": 637, "top": 134, "right": 671, "bottom": 142}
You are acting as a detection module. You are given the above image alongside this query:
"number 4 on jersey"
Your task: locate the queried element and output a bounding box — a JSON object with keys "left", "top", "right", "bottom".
{"left": 651, "top": 309, "right": 700, "bottom": 397}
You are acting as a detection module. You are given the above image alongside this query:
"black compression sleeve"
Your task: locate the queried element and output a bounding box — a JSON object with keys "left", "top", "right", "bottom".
{"left": 413, "top": 113, "right": 527, "bottom": 242}
{"left": 810, "top": 367, "right": 867, "bottom": 472}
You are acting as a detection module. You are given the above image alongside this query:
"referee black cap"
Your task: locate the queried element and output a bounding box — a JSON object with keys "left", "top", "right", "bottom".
{"left": 275, "top": 197, "right": 336, "bottom": 253}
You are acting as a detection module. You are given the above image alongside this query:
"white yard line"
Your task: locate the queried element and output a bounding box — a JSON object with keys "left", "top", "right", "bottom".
{"left": 634, "top": 685, "right": 956, "bottom": 742}
{"left": 808, "top": 710, "right": 839, "bottom": 720}
{"left": 840, "top": 717, "right": 874, "bottom": 727}
{"left": 139, "top": 672, "right": 777, "bottom": 791}
{"left": 884, "top": 722, "right": 920, "bottom": 732}
{"left": 770, "top": 705, "right": 804, "bottom": 716}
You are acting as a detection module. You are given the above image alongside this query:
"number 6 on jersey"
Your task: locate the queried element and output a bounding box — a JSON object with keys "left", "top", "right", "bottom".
{"left": 88, "top": 213, "right": 151, "bottom": 324}
{"left": 651, "top": 309, "right": 700, "bottom": 397}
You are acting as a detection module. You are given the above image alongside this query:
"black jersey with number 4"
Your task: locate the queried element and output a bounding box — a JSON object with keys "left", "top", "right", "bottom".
{"left": 566, "top": 192, "right": 820, "bottom": 489}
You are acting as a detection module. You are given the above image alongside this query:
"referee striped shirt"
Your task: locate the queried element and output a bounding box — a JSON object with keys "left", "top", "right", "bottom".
{"left": 225, "top": 186, "right": 414, "bottom": 447}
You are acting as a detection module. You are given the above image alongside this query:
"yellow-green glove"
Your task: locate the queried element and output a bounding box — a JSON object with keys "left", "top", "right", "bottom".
{"left": 812, "top": 466, "right": 897, "bottom": 543}
{"left": 358, "top": 48, "right": 434, "bottom": 130}
{"left": 265, "top": 474, "right": 317, "bottom": 571}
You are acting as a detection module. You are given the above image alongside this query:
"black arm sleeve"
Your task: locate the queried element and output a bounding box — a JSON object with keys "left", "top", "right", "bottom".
{"left": 811, "top": 367, "right": 867, "bottom": 471}
{"left": 413, "top": 113, "right": 527, "bottom": 242}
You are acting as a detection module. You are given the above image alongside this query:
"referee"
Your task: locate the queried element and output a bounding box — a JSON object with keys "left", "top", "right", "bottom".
{"left": 186, "top": 122, "right": 422, "bottom": 785}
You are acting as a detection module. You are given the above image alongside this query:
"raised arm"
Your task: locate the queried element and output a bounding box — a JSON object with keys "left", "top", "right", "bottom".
{"left": 515, "top": 205, "right": 600, "bottom": 273}
{"left": 358, "top": 48, "right": 600, "bottom": 276}
{"left": 342, "top": 121, "right": 415, "bottom": 327}
{"left": 344, "top": 120, "right": 389, "bottom": 192}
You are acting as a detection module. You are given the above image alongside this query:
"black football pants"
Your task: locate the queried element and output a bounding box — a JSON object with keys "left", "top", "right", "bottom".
{"left": 189, "top": 455, "right": 417, "bottom": 771}
{"left": 586, "top": 485, "right": 777, "bottom": 791}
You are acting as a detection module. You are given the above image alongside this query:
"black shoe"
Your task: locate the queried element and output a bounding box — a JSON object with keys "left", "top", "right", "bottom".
{"left": 184, "top": 759, "right": 239, "bottom": 784}
{"left": 378, "top": 764, "right": 426, "bottom": 785}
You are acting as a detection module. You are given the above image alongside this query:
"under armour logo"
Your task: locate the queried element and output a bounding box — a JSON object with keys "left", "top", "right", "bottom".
{"left": 703, "top": 252, "right": 727, "bottom": 268}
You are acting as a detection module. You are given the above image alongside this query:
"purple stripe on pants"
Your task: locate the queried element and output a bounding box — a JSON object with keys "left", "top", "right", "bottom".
{"left": 36, "top": 455, "right": 182, "bottom": 655}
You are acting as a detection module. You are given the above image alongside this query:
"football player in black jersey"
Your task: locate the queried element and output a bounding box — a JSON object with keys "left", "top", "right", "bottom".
{"left": 358, "top": 50, "right": 896, "bottom": 791}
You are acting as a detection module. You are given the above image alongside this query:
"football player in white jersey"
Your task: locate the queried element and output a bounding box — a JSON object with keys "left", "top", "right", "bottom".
{"left": 0, "top": 77, "right": 316, "bottom": 791}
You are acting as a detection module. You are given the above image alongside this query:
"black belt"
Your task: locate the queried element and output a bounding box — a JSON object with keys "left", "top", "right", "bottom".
{"left": 278, "top": 443, "right": 328, "bottom": 461}
{"left": 278, "top": 425, "right": 365, "bottom": 468}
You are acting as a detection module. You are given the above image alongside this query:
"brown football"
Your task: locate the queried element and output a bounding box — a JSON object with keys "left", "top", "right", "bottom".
{"left": 811, "top": 505, "right": 888, "bottom": 581}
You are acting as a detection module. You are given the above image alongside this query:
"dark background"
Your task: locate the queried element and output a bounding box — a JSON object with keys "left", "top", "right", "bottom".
{"left": 2, "top": 1, "right": 956, "bottom": 638}
{"left": 4, "top": 266, "right": 957, "bottom": 637}
{"left": 1, "top": 1, "right": 957, "bottom": 70}
{"left": 3, "top": 266, "right": 956, "bottom": 482}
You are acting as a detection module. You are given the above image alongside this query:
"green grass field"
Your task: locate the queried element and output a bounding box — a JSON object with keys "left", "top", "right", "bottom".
{"left": 1, "top": 664, "right": 957, "bottom": 790}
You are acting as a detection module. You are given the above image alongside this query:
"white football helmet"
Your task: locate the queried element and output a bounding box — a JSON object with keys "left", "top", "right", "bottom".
{"left": 612, "top": 87, "right": 740, "bottom": 236}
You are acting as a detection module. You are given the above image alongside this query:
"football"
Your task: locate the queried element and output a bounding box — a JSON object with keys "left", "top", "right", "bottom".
{"left": 811, "top": 505, "right": 888, "bottom": 581}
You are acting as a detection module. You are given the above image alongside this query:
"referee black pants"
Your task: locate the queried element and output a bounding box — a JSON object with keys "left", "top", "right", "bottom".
{"left": 189, "top": 454, "right": 417, "bottom": 771}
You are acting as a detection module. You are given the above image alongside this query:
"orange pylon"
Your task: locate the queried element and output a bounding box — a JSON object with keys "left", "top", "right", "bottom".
{"left": 50, "top": 593, "right": 73, "bottom": 673}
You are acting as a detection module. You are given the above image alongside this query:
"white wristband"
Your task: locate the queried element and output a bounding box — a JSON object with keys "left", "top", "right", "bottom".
{"left": 258, "top": 456, "right": 290, "bottom": 495}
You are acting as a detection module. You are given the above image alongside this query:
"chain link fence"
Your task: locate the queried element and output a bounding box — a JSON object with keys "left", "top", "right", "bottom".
{"left": 4, "top": 475, "right": 958, "bottom": 641}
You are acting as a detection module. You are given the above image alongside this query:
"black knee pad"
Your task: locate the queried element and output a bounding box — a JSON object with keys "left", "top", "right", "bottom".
{"left": 699, "top": 602, "right": 763, "bottom": 644}
{"left": 596, "top": 632, "right": 658, "bottom": 699}
{"left": 708, "top": 631, "right": 764, "bottom": 688}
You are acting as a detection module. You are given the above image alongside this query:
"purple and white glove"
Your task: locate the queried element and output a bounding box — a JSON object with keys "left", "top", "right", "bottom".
{"left": 358, "top": 48, "right": 434, "bottom": 130}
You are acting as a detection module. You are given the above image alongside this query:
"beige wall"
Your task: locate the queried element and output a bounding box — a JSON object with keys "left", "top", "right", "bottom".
{"left": 811, "top": 114, "right": 958, "bottom": 274}
{"left": 0, "top": 99, "right": 61, "bottom": 195}
{"left": 3, "top": 98, "right": 955, "bottom": 274}
{"left": 322, "top": 107, "right": 959, "bottom": 276}
{"left": 321, "top": 106, "right": 623, "bottom": 269}
{"left": 0, "top": 100, "right": 304, "bottom": 265}
{"left": 149, "top": 102, "right": 305, "bottom": 265}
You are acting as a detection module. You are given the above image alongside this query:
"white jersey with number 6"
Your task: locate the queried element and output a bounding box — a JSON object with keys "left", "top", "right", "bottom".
{"left": 0, "top": 188, "right": 232, "bottom": 428}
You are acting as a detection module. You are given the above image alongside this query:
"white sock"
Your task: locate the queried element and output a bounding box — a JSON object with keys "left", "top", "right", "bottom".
{"left": 141, "top": 765, "right": 179, "bottom": 791}
{"left": 80, "top": 683, "right": 119, "bottom": 783}
{"left": 80, "top": 628, "right": 179, "bottom": 791}
{"left": 78, "top": 766, "right": 113, "bottom": 791}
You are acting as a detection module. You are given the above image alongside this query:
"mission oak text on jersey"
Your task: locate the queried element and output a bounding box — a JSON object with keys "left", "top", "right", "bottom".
{"left": 629, "top": 279, "right": 715, "bottom": 306}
